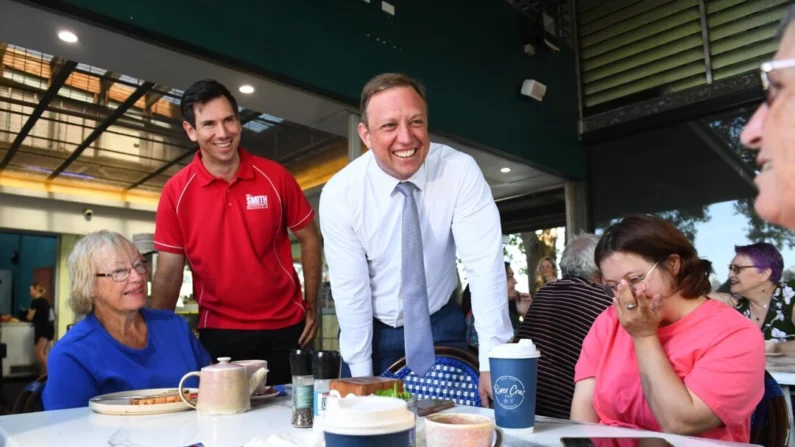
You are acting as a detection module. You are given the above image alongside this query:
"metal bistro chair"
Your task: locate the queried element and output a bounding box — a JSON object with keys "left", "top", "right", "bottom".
{"left": 382, "top": 346, "right": 482, "bottom": 407}
{"left": 751, "top": 371, "right": 790, "bottom": 447}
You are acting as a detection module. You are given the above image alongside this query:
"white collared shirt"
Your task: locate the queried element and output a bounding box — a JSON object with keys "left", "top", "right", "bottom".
{"left": 319, "top": 143, "right": 512, "bottom": 376}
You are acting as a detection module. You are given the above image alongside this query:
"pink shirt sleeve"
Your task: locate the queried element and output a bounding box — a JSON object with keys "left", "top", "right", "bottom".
{"left": 683, "top": 323, "right": 765, "bottom": 427}
{"left": 575, "top": 308, "right": 614, "bottom": 382}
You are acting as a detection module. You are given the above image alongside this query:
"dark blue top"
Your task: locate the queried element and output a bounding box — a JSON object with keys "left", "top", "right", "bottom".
{"left": 43, "top": 308, "right": 211, "bottom": 410}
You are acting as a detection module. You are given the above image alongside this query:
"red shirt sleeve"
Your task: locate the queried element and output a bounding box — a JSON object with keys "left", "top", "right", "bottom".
{"left": 153, "top": 182, "right": 185, "bottom": 254}
{"left": 277, "top": 164, "right": 314, "bottom": 231}
{"left": 683, "top": 322, "right": 765, "bottom": 428}
{"left": 575, "top": 308, "right": 613, "bottom": 382}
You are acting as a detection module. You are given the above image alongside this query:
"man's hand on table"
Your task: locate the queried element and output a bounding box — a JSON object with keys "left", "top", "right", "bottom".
{"left": 298, "top": 307, "right": 318, "bottom": 347}
{"left": 479, "top": 371, "right": 492, "bottom": 408}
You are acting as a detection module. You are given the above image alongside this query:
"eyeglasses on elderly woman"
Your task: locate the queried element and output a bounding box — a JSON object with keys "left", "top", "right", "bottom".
{"left": 94, "top": 260, "right": 149, "bottom": 282}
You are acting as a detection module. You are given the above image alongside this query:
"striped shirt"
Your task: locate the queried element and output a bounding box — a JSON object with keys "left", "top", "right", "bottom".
{"left": 515, "top": 276, "right": 612, "bottom": 420}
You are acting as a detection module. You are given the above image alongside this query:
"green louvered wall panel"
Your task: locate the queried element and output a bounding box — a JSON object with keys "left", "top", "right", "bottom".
{"left": 578, "top": 0, "right": 788, "bottom": 112}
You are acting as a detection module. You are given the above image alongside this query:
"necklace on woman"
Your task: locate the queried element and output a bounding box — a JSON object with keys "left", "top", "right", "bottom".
{"left": 751, "top": 304, "right": 768, "bottom": 322}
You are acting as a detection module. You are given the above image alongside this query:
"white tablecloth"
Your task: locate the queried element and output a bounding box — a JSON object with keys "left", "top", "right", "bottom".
{"left": 0, "top": 394, "right": 751, "bottom": 447}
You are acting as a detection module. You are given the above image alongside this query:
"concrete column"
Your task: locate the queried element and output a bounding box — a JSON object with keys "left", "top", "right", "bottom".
{"left": 565, "top": 181, "right": 590, "bottom": 241}
{"left": 348, "top": 113, "right": 361, "bottom": 162}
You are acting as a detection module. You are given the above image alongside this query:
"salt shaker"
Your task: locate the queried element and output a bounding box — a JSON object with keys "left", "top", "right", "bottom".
{"left": 312, "top": 350, "right": 341, "bottom": 418}
{"left": 290, "top": 349, "right": 314, "bottom": 428}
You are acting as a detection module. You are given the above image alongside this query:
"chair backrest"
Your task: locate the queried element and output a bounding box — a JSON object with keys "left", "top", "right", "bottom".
{"left": 381, "top": 347, "right": 481, "bottom": 407}
{"left": 11, "top": 375, "right": 47, "bottom": 414}
{"left": 751, "top": 371, "right": 790, "bottom": 447}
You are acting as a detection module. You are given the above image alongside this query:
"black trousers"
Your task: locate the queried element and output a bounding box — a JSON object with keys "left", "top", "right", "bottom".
{"left": 199, "top": 321, "right": 304, "bottom": 386}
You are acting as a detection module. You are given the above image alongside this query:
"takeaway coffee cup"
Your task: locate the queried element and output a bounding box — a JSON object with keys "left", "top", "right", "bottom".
{"left": 489, "top": 339, "right": 540, "bottom": 434}
{"left": 324, "top": 392, "right": 415, "bottom": 447}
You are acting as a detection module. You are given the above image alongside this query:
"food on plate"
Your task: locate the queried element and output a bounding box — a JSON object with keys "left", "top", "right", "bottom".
{"left": 129, "top": 389, "right": 193, "bottom": 405}
{"left": 329, "top": 377, "right": 404, "bottom": 397}
{"left": 375, "top": 382, "right": 412, "bottom": 401}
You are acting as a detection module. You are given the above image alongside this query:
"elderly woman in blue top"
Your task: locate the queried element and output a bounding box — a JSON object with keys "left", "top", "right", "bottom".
{"left": 43, "top": 230, "right": 211, "bottom": 410}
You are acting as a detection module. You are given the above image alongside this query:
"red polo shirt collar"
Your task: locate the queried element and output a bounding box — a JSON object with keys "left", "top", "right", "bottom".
{"left": 192, "top": 147, "right": 256, "bottom": 187}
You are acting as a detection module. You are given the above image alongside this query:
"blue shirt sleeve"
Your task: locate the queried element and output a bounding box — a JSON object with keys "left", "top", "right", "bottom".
{"left": 43, "top": 350, "right": 99, "bottom": 410}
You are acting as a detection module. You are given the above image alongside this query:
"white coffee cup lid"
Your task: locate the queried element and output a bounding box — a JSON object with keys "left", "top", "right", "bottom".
{"left": 489, "top": 339, "right": 541, "bottom": 359}
{"left": 324, "top": 394, "right": 415, "bottom": 436}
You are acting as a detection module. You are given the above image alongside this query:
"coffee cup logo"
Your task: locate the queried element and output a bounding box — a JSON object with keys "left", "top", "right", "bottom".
{"left": 493, "top": 375, "right": 526, "bottom": 410}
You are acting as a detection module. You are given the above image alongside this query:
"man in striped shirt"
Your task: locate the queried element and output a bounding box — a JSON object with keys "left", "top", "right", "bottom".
{"left": 515, "top": 234, "right": 612, "bottom": 420}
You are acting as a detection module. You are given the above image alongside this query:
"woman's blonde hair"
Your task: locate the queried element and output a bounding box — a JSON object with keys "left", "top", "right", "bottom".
{"left": 537, "top": 256, "right": 558, "bottom": 275}
{"left": 68, "top": 230, "right": 138, "bottom": 315}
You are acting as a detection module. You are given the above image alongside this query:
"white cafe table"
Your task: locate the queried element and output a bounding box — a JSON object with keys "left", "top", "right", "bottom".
{"left": 0, "top": 393, "right": 752, "bottom": 447}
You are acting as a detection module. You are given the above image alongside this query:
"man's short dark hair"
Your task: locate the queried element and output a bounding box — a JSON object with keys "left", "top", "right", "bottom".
{"left": 180, "top": 80, "right": 239, "bottom": 128}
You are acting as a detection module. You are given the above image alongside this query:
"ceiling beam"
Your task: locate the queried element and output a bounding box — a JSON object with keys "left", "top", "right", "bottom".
{"left": 144, "top": 86, "right": 166, "bottom": 110}
{"left": 0, "top": 92, "right": 190, "bottom": 144}
{"left": 48, "top": 81, "right": 155, "bottom": 180}
{"left": 0, "top": 60, "right": 77, "bottom": 172}
{"left": 0, "top": 74, "right": 184, "bottom": 126}
{"left": 0, "top": 42, "right": 7, "bottom": 77}
{"left": 96, "top": 72, "right": 121, "bottom": 105}
{"left": 125, "top": 148, "right": 195, "bottom": 191}
{"left": 49, "top": 56, "right": 65, "bottom": 71}
{"left": 581, "top": 72, "right": 763, "bottom": 144}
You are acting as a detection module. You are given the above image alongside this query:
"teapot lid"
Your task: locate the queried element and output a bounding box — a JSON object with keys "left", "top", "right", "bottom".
{"left": 204, "top": 357, "right": 244, "bottom": 372}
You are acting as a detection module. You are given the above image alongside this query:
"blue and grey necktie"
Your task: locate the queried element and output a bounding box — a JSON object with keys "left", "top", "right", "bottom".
{"left": 394, "top": 181, "right": 435, "bottom": 377}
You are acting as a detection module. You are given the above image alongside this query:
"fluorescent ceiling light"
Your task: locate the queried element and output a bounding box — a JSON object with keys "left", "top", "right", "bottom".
{"left": 239, "top": 85, "right": 255, "bottom": 94}
{"left": 500, "top": 167, "right": 511, "bottom": 173}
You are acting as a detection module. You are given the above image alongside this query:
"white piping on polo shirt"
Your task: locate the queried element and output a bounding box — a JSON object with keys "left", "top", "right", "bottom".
{"left": 175, "top": 173, "right": 196, "bottom": 215}
{"left": 153, "top": 240, "right": 184, "bottom": 250}
{"left": 154, "top": 174, "right": 195, "bottom": 251}
{"left": 252, "top": 165, "right": 306, "bottom": 315}
{"left": 288, "top": 209, "right": 313, "bottom": 230}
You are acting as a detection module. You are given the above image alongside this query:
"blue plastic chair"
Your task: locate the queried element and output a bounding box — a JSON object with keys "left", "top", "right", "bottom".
{"left": 381, "top": 347, "right": 481, "bottom": 407}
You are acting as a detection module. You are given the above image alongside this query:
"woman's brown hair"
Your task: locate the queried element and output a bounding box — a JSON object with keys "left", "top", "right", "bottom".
{"left": 594, "top": 215, "right": 713, "bottom": 299}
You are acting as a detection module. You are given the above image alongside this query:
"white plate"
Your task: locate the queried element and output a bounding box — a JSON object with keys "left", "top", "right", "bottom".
{"left": 89, "top": 388, "right": 197, "bottom": 416}
{"left": 251, "top": 387, "right": 280, "bottom": 402}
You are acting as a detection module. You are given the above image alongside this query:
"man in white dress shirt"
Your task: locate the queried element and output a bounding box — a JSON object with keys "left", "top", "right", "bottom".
{"left": 320, "top": 73, "right": 512, "bottom": 406}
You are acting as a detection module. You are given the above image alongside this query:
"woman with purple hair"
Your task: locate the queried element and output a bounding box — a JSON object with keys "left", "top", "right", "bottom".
{"left": 726, "top": 242, "right": 795, "bottom": 353}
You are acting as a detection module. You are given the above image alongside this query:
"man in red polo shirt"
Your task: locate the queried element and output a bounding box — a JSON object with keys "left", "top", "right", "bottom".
{"left": 152, "top": 79, "right": 321, "bottom": 385}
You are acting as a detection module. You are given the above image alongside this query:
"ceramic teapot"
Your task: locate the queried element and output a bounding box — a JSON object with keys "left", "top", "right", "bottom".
{"left": 178, "top": 357, "right": 267, "bottom": 415}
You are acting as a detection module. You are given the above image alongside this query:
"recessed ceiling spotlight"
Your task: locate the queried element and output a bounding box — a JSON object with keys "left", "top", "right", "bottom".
{"left": 239, "top": 85, "right": 255, "bottom": 94}
{"left": 58, "top": 30, "right": 79, "bottom": 43}
{"left": 500, "top": 167, "right": 511, "bottom": 173}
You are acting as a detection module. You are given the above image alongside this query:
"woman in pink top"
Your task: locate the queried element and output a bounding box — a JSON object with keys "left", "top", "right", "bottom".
{"left": 572, "top": 215, "right": 764, "bottom": 443}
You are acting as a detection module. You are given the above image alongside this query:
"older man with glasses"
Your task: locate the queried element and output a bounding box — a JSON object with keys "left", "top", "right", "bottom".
{"left": 741, "top": 4, "right": 795, "bottom": 232}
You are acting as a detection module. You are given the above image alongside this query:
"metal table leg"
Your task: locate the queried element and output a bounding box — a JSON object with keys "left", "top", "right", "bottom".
{"left": 784, "top": 385, "right": 795, "bottom": 447}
